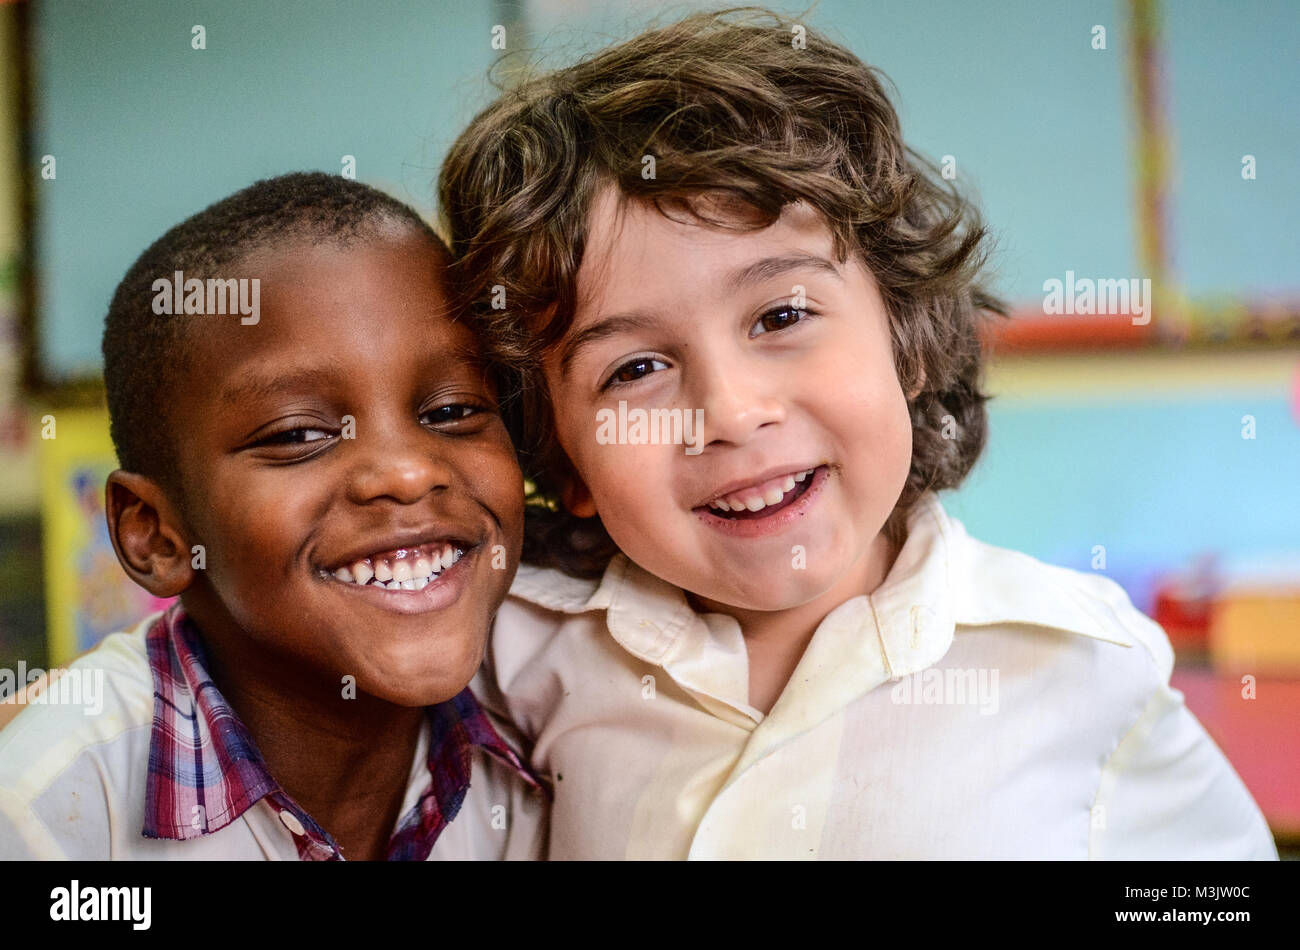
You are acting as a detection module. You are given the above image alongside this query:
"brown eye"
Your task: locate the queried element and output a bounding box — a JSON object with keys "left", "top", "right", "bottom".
{"left": 604, "top": 356, "right": 668, "bottom": 389}
{"left": 260, "top": 427, "right": 332, "bottom": 445}
{"left": 754, "top": 307, "right": 807, "bottom": 335}
{"left": 420, "top": 404, "right": 482, "bottom": 425}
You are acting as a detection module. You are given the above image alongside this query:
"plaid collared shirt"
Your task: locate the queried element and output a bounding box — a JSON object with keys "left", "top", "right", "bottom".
{"left": 142, "top": 604, "right": 540, "bottom": 860}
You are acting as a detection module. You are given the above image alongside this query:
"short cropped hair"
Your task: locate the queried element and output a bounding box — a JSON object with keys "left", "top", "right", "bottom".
{"left": 103, "top": 171, "right": 442, "bottom": 491}
{"left": 439, "top": 7, "right": 1007, "bottom": 578}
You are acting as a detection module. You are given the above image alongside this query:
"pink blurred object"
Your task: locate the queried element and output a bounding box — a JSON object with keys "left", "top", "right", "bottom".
{"left": 1172, "top": 669, "right": 1300, "bottom": 840}
{"left": 1291, "top": 360, "right": 1300, "bottom": 427}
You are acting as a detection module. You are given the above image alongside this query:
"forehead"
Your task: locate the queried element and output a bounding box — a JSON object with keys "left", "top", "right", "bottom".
{"left": 577, "top": 187, "right": 839, "bottom": 311}
{"left": 181, "top": 233, "right": 483, "bottom": 392}
{"left": 249, "top": 231, "right": 448, "bottom": 312}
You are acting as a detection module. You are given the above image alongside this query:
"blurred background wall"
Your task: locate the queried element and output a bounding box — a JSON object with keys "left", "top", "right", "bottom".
{"left": 0, "top": 0, "right": 1296, "bottom": 846}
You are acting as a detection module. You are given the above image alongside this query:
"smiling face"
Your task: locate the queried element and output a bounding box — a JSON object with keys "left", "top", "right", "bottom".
{"left": 168, "top": 230, "right": 523, "bottom": 706}
{"left": 545, "top": 188, "right": 914, "bottom": 615}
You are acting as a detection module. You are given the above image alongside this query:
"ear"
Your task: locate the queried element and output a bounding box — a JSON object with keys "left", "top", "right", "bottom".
{"left": 105, "top": 471, "right": 196, "bottom": 598}
{"left": 906, "top": 365, "right": 927, "bottom": 401}
{"left": 558, "top": 469, "right": 598, "bottom": 519}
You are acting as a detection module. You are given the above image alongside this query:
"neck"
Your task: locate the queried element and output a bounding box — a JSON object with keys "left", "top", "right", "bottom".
{"left": 179, "top": 599, "right": 425, "bottom": 861}
{"left": 690, "top": 530, "right": 902, "bottom": 715}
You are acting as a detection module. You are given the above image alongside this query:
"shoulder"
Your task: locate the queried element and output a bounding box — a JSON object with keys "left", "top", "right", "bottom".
{"left": 0, "top": 617, "right": 156, "bottom": 754}
{"left": 951, "top": 521, "right": 1172, "bottom": 683}
{"left": 496, "top": 562, "right": 605, "bottom": 659}
{"left": 0, "top": 617, "right": 157, "bottom": 858}
{"left": 485, "top": 562, "right": 620, "bottom": 741}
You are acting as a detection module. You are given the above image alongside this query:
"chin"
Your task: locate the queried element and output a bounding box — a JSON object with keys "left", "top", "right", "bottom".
{"left": 698, "top": 575, "right": 828, "bottom": 613}
{"left": 364, "top": 649, "right": 482, "bottom": 706}
{"left": 372, "top": 675, "right": 470, "bottom": 708}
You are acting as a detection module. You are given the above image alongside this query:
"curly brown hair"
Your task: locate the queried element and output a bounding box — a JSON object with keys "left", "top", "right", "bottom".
{"left": 439, "top": 7, "right": 1006, "bottom": 579}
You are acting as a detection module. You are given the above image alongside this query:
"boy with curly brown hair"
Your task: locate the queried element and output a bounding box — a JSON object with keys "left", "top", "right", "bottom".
{"left": 442, "top": 9, "right": 1275, "bottom": 859}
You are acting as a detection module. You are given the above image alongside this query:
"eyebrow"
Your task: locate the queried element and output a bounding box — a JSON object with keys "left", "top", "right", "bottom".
{"left": 725, "top": 253, "right": 843, "bottom": 291}
{"left": 558, "top": 254, "right": 843, "bottom": 377}
{"left": 219, "top": 363, "right": 350, "bottom": 405}
{"left": 557, "top": 312, "right": 661, "bottom": 376}
{"left": 219, "top": 343, "right": 492, "bottom": 407}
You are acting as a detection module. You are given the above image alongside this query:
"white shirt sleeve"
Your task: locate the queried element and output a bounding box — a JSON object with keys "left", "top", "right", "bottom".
{"left": 1090, "top": 681, "right": 1278, "bottom": 859}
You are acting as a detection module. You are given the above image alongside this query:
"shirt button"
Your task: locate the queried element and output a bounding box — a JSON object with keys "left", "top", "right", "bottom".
{"left": 278, "top": 810, "right": 306, "bottom": 836}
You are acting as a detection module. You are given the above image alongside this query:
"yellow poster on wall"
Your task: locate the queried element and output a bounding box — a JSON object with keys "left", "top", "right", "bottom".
{"left": 37, "top": 408, "right": 172, "bottom": 665}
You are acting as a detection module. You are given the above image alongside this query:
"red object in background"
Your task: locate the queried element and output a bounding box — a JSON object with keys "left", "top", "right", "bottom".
{"left": 982, "top": 311, "right": 1152, "bottom": 353}
{"left": 1152, "top": 554, "right": 1219, "bottom": 651}
{"left": 1172, "top": 669, "right": 1300, "bottom": 842}
{"left": 1154, "top": 588, "right": 1212, "bottom": 650}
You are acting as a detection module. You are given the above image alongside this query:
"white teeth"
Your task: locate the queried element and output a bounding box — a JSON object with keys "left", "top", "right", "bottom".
{"left": 328, "top": 542, "right": 465, "bottom": 591}
{"left": 708, "top": 467, "right": 817, "bottom": 512}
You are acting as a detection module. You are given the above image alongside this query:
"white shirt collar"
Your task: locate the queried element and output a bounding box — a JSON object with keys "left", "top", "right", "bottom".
{"left": 508, "top": 490, "right": 1133, "bottom": 716}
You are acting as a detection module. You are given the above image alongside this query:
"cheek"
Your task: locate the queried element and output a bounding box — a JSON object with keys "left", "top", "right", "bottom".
{"left": 579, "top": 443, "right": 667, "bottom": 523}
{"left": 816, "top": 337, "right": 913, "bottom": 475}
{"left": 581, "top": 448, "right": 681, "bottom": 570}
{"left": 197, "top": 474, "right": 312, "bottom": 582}
{"left": 478, "top": 441, "right": 526, "bottom": 536}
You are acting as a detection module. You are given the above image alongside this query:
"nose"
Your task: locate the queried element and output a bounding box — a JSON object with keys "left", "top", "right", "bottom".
{"left": 345, "top": 418, "right": 452, "bottom": 506}
{"left": 693, "top": 350, "right": 786, "bottom": 449}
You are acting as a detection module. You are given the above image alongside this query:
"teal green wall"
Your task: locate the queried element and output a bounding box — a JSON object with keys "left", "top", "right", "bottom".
{"left": 946, "top": 389, "right": 1300, "bottom": 608}
{"left": 33, "top": 0, "right": 502, "bottom": 377}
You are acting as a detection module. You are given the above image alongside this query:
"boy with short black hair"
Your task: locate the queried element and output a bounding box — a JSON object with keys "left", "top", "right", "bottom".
{"left": 0, "top": 172, "right": 545, "bottom": 860}
{"left": 441, "top": 10, "right": 1277, "bottom": 859}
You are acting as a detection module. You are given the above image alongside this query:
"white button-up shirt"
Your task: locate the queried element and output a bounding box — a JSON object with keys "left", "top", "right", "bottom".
{"left": 478, "top": 491, "right": 1278, "bottom": 859}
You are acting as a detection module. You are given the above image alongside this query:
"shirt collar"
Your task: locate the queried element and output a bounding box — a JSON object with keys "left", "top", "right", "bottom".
{"left": 509, "top": 490, "right": 1134, "bottom": 685}
{"left": 143, "top": 604, "right": 540, "bottom": 860}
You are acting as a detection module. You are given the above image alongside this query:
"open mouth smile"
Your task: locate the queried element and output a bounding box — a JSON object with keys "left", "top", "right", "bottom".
{"left": 699, "top": 466, "right": 818, "bottom": 518}
{"left": 315, "top": 538, "right": 481, "bottom": 616}
{"left": 318, "top": 540, "right": 467, "bottom": 592}
{"left": 693, "top": 464, "right": 830, "bottom": 536}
